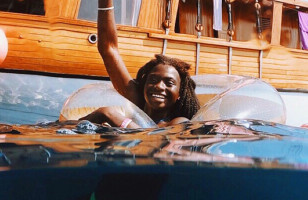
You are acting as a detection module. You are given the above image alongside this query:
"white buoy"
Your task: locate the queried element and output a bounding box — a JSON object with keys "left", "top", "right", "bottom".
{"left": 0, "top": 29, "right": 8, "bottom": 65}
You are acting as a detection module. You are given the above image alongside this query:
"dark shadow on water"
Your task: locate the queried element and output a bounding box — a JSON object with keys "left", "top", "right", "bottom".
{"left": 93, "top": 173, "right": 168, "bottom": 200}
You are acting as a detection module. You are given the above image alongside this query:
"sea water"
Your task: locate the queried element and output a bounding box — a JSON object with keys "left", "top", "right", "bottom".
{"left": 0, "top": 72, "right": 308, "bottom": 168}
{"left": 1, "top": 72, "right": 308, "bottom": 168}
{"left": 3, "top": 119, "right": 308, "bottom": 200}
{"left": 0, "top": 72, "right": 102, "bottom": 124}
{"left": 2, "top": 73, "right": 308, "bottom": 199}
{"left": 1, "top": 119, "right": 308, "bottom": 168}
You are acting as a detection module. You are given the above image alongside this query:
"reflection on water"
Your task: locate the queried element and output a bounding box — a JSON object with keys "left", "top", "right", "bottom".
{"left": 1, "top": 119, "right": 308, "bottom": 170}
{"left": 0, "top": 73, "right": 101, "bottom": 124}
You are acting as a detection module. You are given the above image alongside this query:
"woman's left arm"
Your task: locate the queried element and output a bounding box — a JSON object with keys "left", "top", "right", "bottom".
{"left": 79, "top": 107, "right": 140, "bottom": 128}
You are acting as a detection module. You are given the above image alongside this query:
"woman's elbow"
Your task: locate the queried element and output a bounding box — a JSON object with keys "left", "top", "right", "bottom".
{"left": 97, "top": 42, "right": 108, "bottom": 57}
{"left": 98, "top": 43, "right": 117, "bottom": 59}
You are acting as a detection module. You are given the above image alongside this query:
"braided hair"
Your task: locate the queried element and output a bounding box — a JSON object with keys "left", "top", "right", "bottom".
{"left": 136, "top": 54, "right": 200, "bottom": 120}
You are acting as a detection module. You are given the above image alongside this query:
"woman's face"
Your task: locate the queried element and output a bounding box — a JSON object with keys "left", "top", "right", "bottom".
{"left": 144, "top": 64, "right": 181, "bottom": 111}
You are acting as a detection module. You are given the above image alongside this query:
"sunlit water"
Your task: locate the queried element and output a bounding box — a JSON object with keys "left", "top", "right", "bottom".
{"left": 2, "top": 73, "right": 308, "bottom": 199}
{"left": 0, "top": 119, "right": 308, "bottom": 170}
{"left": 0, "top": 73, "right": 100, "bottom": 124}
{"left": 1, "top": 72, "right": 308, "bottom": 169}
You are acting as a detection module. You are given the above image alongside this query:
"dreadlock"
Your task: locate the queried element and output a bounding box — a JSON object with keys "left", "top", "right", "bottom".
{"left": 136, "top": 54, "right": 200, "bottom": 120}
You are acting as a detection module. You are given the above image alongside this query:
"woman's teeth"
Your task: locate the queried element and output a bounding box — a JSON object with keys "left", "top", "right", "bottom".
{"left": 152, "top": 94, "right": 165, "bottom": 99}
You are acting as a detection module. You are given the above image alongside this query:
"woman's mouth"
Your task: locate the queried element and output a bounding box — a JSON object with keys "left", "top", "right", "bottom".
{"left": 152, "top": 94, "right": 165, "bottom": 99}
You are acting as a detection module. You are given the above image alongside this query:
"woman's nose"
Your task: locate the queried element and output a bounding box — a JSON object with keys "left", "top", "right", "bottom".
{"left": 154, "top": 81, "right": 165, "bottom": 90}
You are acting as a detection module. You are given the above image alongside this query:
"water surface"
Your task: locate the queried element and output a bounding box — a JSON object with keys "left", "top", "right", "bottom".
{"left": 1, "top": 119, "right": 308, "bottom": 170}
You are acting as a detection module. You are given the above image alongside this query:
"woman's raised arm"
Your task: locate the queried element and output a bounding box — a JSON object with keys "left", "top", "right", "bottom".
{"left": 97, "top": 0, "right": 140, "bottom": 105}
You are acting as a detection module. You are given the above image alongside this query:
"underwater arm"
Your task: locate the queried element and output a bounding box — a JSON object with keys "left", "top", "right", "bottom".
{"left": 97, "top": 0, "right": 140, "bottom": 104}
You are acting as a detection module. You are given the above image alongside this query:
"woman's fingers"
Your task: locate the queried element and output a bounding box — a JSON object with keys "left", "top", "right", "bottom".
{"left": 79, "top": 110, "right": 105, "bottom": 124}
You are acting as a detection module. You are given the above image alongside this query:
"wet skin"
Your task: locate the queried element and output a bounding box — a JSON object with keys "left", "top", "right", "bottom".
{"left": 143, "top": 64, "right": 181, "bottom": 119}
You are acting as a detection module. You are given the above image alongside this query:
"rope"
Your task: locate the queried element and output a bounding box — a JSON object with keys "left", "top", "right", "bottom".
{"left": 195, "top": 0, "right": 203, "bottom": 75}
{"left": 255, "top": 0, "right": 262, "bottom": 39}
{"left": 162, "top": 0, "right": 172, "bottom": 55}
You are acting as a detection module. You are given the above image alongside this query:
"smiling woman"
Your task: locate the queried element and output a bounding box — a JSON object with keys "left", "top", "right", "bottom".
{"left": 143, "top": 64, "right": 181, "bottom": 115}
{"left": 135, "top": 55, "right": 200, "bottom": 124}
{"left": 80, "top": 0, "right": 200, "bottom": 128}
{"left": 81, "top": 53, "right": 200, "bottom": 128}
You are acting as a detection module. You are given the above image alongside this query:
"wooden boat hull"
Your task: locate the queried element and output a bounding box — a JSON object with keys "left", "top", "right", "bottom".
{"left": 0, "top": 0, "right": 308, "bottom": 90}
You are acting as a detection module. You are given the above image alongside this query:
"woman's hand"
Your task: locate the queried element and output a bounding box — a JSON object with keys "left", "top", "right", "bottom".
{"left": 79, "top": 106, "right": 140, "bottom": 128}
{"left": 79, "top": 107, "right": 115, "bottom": 124}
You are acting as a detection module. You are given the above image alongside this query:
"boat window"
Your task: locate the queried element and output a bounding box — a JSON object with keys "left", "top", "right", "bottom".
{"left": 78, "top": 0, "right": 142, "bottom": 26}
{"left": 281, "top": 6, "right": 301, "bottom": 49}
{"left": 0, "top": 0, "right": 45, "bottom": 15}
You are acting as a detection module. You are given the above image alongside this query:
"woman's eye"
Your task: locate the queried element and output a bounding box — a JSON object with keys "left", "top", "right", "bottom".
{"left": 166, "top": 80, "right": 175, "bottom": 86}
{"left": 149, "top": 77, "right": 158, "bottom": 83}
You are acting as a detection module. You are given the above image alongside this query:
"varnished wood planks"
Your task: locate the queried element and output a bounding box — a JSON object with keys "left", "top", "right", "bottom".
{"left": 138, "top": 0, "right": 165, "bottom": 30}
{"left": 271, "top": 1, "right": 283, "bottom": 45}
{"left": 1, "top": 0, "right": 308, "bottom": 91}
{"left": 138, "top": 0, "right": 179, "bottom": 32}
